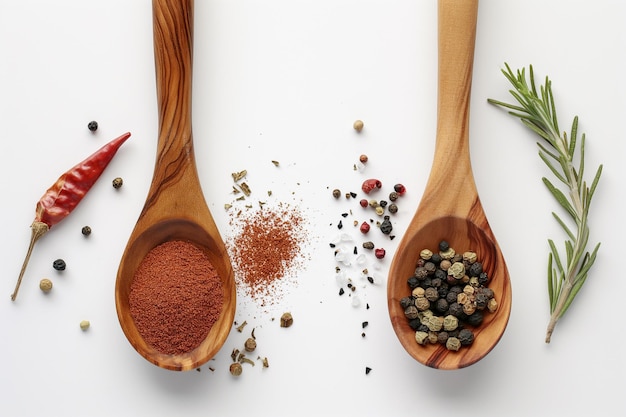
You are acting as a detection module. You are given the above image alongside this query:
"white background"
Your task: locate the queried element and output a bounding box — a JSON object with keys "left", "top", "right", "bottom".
{"left": 1, "top": 1, "right": 625, "bottom": 416}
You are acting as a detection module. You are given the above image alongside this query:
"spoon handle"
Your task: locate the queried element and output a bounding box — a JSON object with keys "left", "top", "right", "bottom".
{"left": 150, "top": 0, "right": 197, "bottom": 197}
{"left": 430, "top": 0, "right": 478, "bottom": 188}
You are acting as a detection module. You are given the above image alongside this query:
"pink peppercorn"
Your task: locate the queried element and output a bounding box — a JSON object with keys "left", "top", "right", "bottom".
{"left": 362, "top": 179, "right": 382, "bottom": 194}
{"left": 359, "top": 199, "right": 368, "bottom": 208}
{"left": 360, "top": 222, "right": 370, "bottom": 234}
{"left": 393, "top": 183, "right": 406, "bottom": 195}
{"left": 375, "top": 248, "right": 386, "bottom": 259}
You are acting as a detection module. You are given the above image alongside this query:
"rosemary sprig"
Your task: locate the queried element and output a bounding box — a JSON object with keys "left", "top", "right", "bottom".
{"left": 488, "top": 64, "right": 603, "bottom": 343}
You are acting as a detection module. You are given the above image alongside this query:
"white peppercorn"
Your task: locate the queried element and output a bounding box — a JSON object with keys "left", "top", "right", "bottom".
{"left": 414, "top": 297, "right": 430, "bottom": 311}
{"left": 420, "top": 249, "right": 433, "bottom": 260}
{"left": 39, "top": 278, "right": 53, "bottom": 293}
{"left": 440, "top": 247, "right": 455, "bottom": 260}
{"left": 462, "top": 251, "right": 477, "bottom": 264}
{"left": 415, "top": 331, "right": 429, "bottom": 345}
{"left": 446, "top": 337, "right": 461, "bottom": 351}
{"left": 448, "top": 262, "right": 465, "bottom": 279}
{"left": 443, "top": 314, "right": 459, "bottom": 331}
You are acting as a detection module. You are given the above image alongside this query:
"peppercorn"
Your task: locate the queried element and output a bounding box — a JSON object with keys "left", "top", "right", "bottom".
{"left": 280, "top": 312, "right": 293, "bottom": 327}
{"left": 388, "top": 191, "right": 398, "bottom": 202}
{"left": 39, "top": 278, "right": 53, "bottom": 293}
{"left": 365, "top": 367, "right": 372, "bottom": 375}
{"left": 380, "top": 216, "right": 392, "bottom": 234}
{"left": 423, "top": 287, "right": 438, "bottom": 302}
{"left": 458, "top": 329, "right": 475, "bottom": 346}
{"left": 53, "top": 259, "right": 66, "bottom": 271}
{"left": 446, "top": 337, "right": 461, "bottom": 351}
{"left": 374, "top": 206, "right": 384, "bottom": 216}
{"left": 80, "top": 320, "right": 90, "bottom": 331}
{"left": 438, "top": 240, "right": 450, "bottom": 252}
{"left": 244, "top": 337, "right": 257, "bottom": 352}
{"left": 478, "top": 271, "right": 489, "bottom": 286}
{"left": 467, "top": 311, "right": 484, "bottom": 327}
{"left": 448, "top": 302, "right": 465, "bottom": 318}
{"left": 359, "top": 154, "right": 368, "bottom": 164}
{"left": 414, "top": 297, "right": 430, "bottom": 311}
{"left": 443, "top": 314, "right": 459, "bottom": 331}
{"left": 404, "top": 305, "right": 419, "bottom": 320}
{"left": 448, "top": 262, "right": 465, "bottom": 279}
{"left": 420, "top": 249, "right": 433, "bottom": 260}
{"left": 362, "top": 241, "right": 374, "bottom": 250}
{"left": 332, "top": 189, "right": 341, "bottom": 199}
{"left": 437, "top": 331, "right": 449, "bottom": 345}
{"left": 361, "top": 179, "right": 382, "bottom": 194}
{"left": 353, "top": 119, "right": 364, "bottom": 132}
{"left": 430, "top": 253, "right": 442, "bottom": 264}
{"left": 414, "top": 266, "right": 428, "bottom": 280}
{"left": 359, "top": 198, "right": 368, "bottom": 207}
{"left": 81, "top": 226, "right": 92, "bottom": 236}
{"left": 359, "top": 222, "right": 370, "bottom": 234}
{"left": 469, "top": 262, "right": 483, "bottom": 277}
{"left": 415, "top": 331, "right": 429, "bottom": 345}
{"left": 87, "top": 120, "right": 98, "bottom": 132}
{"left": 378, "top": 200, "right": 388, "bottom": 208}
{"left": 374, "top": 248, "right": 386, "bottom": 259}
{"left": 412, "top": 287, "right": 425, "bottom": 298}
{"left": 408, "top": 318, "right": 422, "bottom": 330}
{"left": 393, "top": 183, "right": 406, "bottom": 195}
{"left": 434, "top": 298, "right": 449, "bottom": 313}
{"left": 387, "top": 203, "right": 398, "bottom": 214}
{"left": 488, "top": 298, "right": 498, "bottom": 312}
{"left": 400, "top": 296, "right": 414, "bottom": 309}
{"left": 229, "top": 362, "right": 243, "bottom": 376}
{"left": 112, "top": 177, "right": 123, "bottom": 189}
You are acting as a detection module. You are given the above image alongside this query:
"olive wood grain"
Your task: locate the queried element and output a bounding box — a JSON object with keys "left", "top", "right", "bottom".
{"left": 387, "top": 0, "right": 511, "bottom": 369}
{"left": 115, "top": 0, "right": 236, "bottom": 371}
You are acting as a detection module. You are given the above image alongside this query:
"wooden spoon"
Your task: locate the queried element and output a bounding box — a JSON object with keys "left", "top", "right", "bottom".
{"left": 115, "top": 0, "right": 236, "bottom": 371}
{"left": 387, "top": 0, "right": 511, "bottom": 369}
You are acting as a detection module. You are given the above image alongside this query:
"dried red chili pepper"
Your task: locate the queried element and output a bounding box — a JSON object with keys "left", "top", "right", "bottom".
{"left": 361, "top": 179, "right": 382, "bottom": 194}
{"left": 11, "top": 132, "right": 131, "bottom": 301}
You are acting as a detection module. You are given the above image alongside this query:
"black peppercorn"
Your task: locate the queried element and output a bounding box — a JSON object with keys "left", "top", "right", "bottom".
{"left": 414, "top": 266, "right": 428, "bottom": 280}
{"left": 380, "top": 216, "right": 393, "bottom": 235}
{"left": 407, "top": 276, "right": 420, "bottom": 289}
{"left": 469, "top": 262, "right": 483, "bottom": 277}
{"left": 438, "top": 240, "right": 450, "bottom": 252}
{"left": 448, "top": 302, "right": 465, "bottom": 319}
{"left": 378, "top": 200, "right": 388, "bottom": 208}
{"left": 388, "top": 191, "right": 398, "bottom": 201}
{"left": 87, "top": 120, "right": 98, "bottom": 132}
{"left": 458, "top": 328, "right": 475, "bottom": 346}
{"left": 365, "top": 367, "right": 372, "bottom": 375}
{"left": 53, "top": 259, "right": 66, "bottom": 271}
{"left": 434, "top": 268, "right": 447, "bottom": 281}
{"left": 81, "top": 226, "right": 92, "bottom": 236}
{"left": 404, "top": 305, "right": 419, "bottom": 320}
{"left": 400, "top": 296, "right": 414, "bottom": 309}
{"left": 362, "top": 241, "right": 375, "bottom": 250}
{"left": 339, "top": 288, "right": 345, "bottom": 296}
{"left": 475, "top": 293, "right": 489, "bottom": 310}
{"left": 435, "top": 298, "right": 449, "bottom": 313}
{"left": 446, "top": 290, "right": 459, "bottom": 304}
{"left": 332, "top": 188, "right": 341, "bottom": 198}
{"left": 408, "top": 318, "right": 422, "bottom": 330}
{"left": 467, "top": 311, "right": 484, "bottom": 327}
{"left": 478, "top": 271, "right": 489, "bottom": 286}
{"left": 437, "top": 331, "right": 449, "bottom": 345}
{"left": 388, "top": 203, "right": 398, "bottom": 214}
{"left": 424, "top": 287, "right": 439, "bottom": 302}
{"left": 430, "top": 253, "right": 442, "bottom": 264}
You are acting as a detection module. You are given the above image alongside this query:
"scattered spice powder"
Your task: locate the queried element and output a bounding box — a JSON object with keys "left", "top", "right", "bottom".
{"left": 129, "top": 240, "right": 224, "bottom": 355}
{"left": 228, "top": 202, "right": 308, "bottom": 307}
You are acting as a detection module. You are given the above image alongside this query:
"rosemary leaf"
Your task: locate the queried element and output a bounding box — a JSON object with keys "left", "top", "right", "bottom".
{"left": 488, "top": 64, "right": 603, "bottom": 343}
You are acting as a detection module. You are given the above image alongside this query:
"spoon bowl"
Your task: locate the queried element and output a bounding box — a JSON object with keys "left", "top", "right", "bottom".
{"left": 387, "top": 0, "right": 511, "bottom": 369}
{"left": 115, "top": 0, "right": 236, "bottom": 371}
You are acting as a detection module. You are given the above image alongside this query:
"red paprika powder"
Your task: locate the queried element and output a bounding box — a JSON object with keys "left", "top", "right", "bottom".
{"left": 129, "top": 240, "right": 223, "bottom": 355}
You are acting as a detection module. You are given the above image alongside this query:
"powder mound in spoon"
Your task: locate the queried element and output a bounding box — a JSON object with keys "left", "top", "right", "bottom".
{"left": 129, "top": 240, "right": 224, "bottom": 355}
{"left": 227, "top": 202, "right": 309, "bottom": 307}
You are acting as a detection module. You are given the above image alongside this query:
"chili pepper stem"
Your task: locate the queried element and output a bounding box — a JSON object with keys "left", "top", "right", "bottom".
{"left": 11, "top": 221, "right": 49, "bottom": 301}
